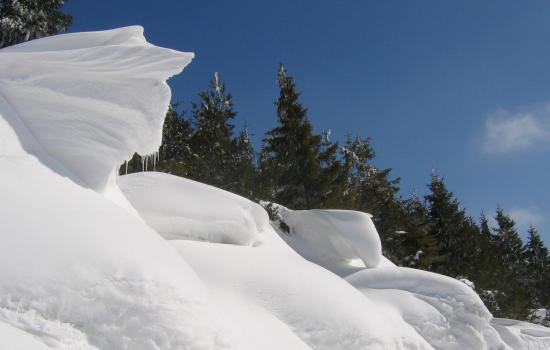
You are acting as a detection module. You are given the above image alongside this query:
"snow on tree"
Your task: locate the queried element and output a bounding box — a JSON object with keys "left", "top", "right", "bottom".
{"left": 0, "top": 0, "right": 72, "bottom": 48}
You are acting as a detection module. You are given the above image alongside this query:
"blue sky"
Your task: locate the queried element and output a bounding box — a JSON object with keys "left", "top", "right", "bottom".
{"left": 65, "top": 1, "right": 550, "bottom": 244}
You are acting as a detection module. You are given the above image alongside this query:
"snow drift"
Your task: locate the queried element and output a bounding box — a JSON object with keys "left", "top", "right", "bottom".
{"left": 119, "top": 172, "right": 268, "bottom": 245}
{"left": 0, "top": 26, "right": 192, "bottom": 191}
{"left": 276, "top": 206, "right": 383, "bottom": 276}
{"left": 1, "top": 26, "right": 549, "bottom": 350}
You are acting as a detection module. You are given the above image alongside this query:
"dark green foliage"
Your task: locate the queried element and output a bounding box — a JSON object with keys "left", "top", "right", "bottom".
{"left": 524, "top": 227, "right": 550, "bottom": 322}
{"left": 230, "top": 126, "right": 258, "bottom": 199}
{"left": 188, "top": 72, "right": 237, "bottom": 188}
{"left": 489, "top": 209, "right": 533, "bottom": 319}
{"left": 423, "top": 173, "right": 482, "bottom": 278}
{"left": 260, "top": 65, "right": 342, "bottom": 209}
{"left": 399, "top": 195, "right": 446, "bottom": 270}
{"left": 0, "top": 0, "right": 72, "bottom": 48}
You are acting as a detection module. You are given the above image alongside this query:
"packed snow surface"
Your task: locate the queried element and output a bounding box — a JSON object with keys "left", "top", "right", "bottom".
{"left": 1, "top": 26, "right": 549, "bottom": 350}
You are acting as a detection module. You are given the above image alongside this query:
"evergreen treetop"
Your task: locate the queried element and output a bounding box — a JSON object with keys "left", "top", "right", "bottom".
{"left": 261, "top": 64, "right": 340, "bottom": 209}
{"left": 0, "top": 0, "right": 72, "bottom": 48}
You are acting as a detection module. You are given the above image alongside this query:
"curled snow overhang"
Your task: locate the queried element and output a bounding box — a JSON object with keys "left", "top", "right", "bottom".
{"left": 0, "top": 26, "right": 194, "bottom": 191}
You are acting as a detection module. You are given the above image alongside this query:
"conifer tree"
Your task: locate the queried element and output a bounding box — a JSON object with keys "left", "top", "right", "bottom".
{"left": 492, "top": 208, "right": 532, "bottom": 319}
{"left": 340, "top": 134, "right": 406, "bottom": 259}
{"left": 317, "top": 129, "right": 347, "bottom": 208}
{"left": 0, "top": 0, "right": 72, "bottom": 48}
{"left": 473, "top": 212, "right": 502, "bottom": 312}
{"left": 190, "top": 72, "right": 238, "bottom": 189}
{"left": 229, "top": 125, "right": 258, "bottom": 198}
{"left": 424, "top": 173, "right": 477, "bottom": 276}
{"left": 399, "top": 194, "right": 444, "bottom": 270}
{"left": 261, "top": 64, "right": 340, "bottom": 209}
{"left": 524, "top": 227, "right": 550, "bottom": 314}
{"left": 157, "top": 106, "right": 196, "bottom": 176}
{"left": 493, "top": 208, "right": 525, "bottom": 270}
{"left": 341, "top": 135, "right": 376, "bottom": 207}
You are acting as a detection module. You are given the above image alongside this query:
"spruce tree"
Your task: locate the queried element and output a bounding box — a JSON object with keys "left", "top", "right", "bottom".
{"left": 189, "top": 72, "right": 238, "bottom": 189}
{"left": 340, "top": 134, "right": 406, "bottom": 259}
{"left": 524, "top": 227, "right": 550, "bottom": 315}
{"left": 494, "top": 208, "right": 525, "bottom": 271}
{"left": 341, "top": 134, "right": 376, "bottom": 207}
{"left": 400, "top": 194, "right": 445, "bottom": 270}
{"left": 474, "top": 212, "right": 502, "bottom": 313}
{"left": 492, "top": 208, "right": 532, "bottom": 319}
{"left": 229, "top": 125, "right": 258, "bottom": 199}
{"left": 0, "top": 0, "right": 72, "bottom": 48}
{"left": 424, "top": 173, "right": 477, "bottom": 276}
{"left": 157, "top": 106, "right": 196, "bottom": 176}
{"left": 261, "top": 64, "right": 340, "bottom": 209}
{"left": 317, "top": 130, "right": 347, "bottom": 208}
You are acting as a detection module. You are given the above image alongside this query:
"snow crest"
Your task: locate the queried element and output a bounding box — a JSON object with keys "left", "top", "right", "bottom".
{"left": 0, "top": 26, "right": 193, "bottom": 191}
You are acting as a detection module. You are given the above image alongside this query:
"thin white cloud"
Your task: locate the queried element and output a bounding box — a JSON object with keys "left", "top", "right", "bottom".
{"left": 483, "top": 104, "right": 550, "bottom": 154}
{"left": 509, "top": 207, "right": 544, "bottom": 232}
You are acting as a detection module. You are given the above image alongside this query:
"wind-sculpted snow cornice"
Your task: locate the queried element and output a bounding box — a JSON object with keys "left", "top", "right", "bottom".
{"left": 0, "top": 26, "right": 194, "bottom": 190}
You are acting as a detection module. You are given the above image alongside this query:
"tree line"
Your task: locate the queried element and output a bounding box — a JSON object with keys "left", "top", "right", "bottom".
{"left": 3, "top": 0, "right": 549, "bottom": 327}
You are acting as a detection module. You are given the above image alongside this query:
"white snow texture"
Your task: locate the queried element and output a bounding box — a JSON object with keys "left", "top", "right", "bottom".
{"left": 1, "top": 27, "right": 549, "bottom": 350}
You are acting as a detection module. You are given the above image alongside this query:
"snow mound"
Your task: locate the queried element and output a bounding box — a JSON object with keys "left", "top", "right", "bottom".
{"left": 276, "top": 206, "right": 382, "bottom": 275}
{"left": 0, "top": 26, "right": 193, "bottom": 191}
{"left": 346, "top": 267, "right": 507, "bottom": 350}
{"left": 119, "top": 172, "right": 268, "bottom": 245}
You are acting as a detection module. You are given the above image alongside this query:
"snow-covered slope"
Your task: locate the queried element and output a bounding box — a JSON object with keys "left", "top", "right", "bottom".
{"left": 1, "top": 27, "right": 549, "bottom": 350}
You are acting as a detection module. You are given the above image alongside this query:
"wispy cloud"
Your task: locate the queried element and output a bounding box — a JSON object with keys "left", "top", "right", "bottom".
{"left": 509, "top": 207, "right": 544, "bottom": 233}
{"left": 483, "top": 103, "right": 550, "bottom": 155}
